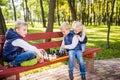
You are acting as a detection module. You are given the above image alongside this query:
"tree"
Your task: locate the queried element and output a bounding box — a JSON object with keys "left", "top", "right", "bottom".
{"left": 106, "top": 0, "right": 116, "bottom": 49}
{"left": 25, "top": 0, "right": 30, "bottom": 22}
{"left": 46, "top": 0, "right": 56, "bottom": 32}
{"left": 11, "top": 0, "right": 17, "bottom": 21}
{"left": 80, "top": 0, "right": 86, "bottom": 24}
{"left": 40, "top": 0, "right": 46, "bottom": 27}
{"left": 56, "top": 0, "right": 60, "bottom": 26}
{"left": 0, "top": 7, "right": 7, "bottom": 35}
{"left": 45, "top": 0, "right": 56, "bottom": 53}
{"left": 68, "top": 0, "right": 76, "bottom": 21}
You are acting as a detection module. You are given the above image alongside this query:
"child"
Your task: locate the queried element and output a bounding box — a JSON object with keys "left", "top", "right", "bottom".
{"left": 72, "top": 21, "right": 87, "bottom": 52}
{"left": 3, "top": 20, "right": 44, "bottom": 67}
{"left": 59, "top": 22, "right": 86, "bottom": 80}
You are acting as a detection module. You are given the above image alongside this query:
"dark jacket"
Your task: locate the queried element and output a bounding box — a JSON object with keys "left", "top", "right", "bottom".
{"left": 70, "top": 30, "right": 87, "bottom": 44}
{"left": 3, "top": 28, "right": 23, "bottom": 62}
{"left": 64, "top": 32, "right": 81, "bottom": 50}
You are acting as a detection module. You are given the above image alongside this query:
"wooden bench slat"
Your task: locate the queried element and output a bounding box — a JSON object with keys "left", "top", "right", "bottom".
{"left": 33, "top": 41, "right": 62, "bottom": 49}
{"left": 0, "top": 35, "right": 5, "bottom": 44}
{"left": 83, "top": 48, "right": 101, "bottom": 57}
{"left": 24, "top": 32, "right": 63, "bottom": 41}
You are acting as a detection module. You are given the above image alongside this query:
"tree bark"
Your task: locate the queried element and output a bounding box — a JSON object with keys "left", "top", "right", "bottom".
{"left": 25, "top": 0, "right": 30, "bottom": 22}
{"left": 68, "top": 0, "right": 76, "bottom": 21}
{"left": 46, "top": 0, "right": 56, "bottom": 32}
{"left": 40, "top": 0, "right": 46, "bottom": 27}
{"left": 22, "top": 1, "right": 26, "bottom": 21}
{"left": 12, "top": 0, "right": 17, "bottom": 21}
{"left": 81, "top": 0, "right": 86, "bottom": 25}
{"left": 56, "top": 0, "right": 60, "bottom": 26}
{"left": 0, "top": 7, "right": 7, "bottom": 35}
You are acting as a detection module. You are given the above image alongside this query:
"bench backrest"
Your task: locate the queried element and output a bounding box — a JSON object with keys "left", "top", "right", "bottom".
{"left": 0, "top": 32, "right": 63, "bottom": 57}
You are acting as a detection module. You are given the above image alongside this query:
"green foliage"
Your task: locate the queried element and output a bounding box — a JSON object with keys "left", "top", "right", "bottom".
{"left": 0, "top": 0, "right": 8, "bottom": 6}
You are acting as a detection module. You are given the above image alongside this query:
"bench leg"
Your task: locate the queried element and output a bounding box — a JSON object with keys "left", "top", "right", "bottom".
{"left": 86, "top": 52, "right": 96, "bottom": 73}
{"left": 16, "top": 73, "right": 20, "bottom": 80}
{"left": 74, "top": 53, "right": 96, "bottom": 73}
{"left": 85, "top": 57, "right": 95, "bottom": 73}
{"left": 6, "top": 74, "right": 19, "bottom": 80}
{"left": 74, "top": 58, "right": 95, "bottom": 73}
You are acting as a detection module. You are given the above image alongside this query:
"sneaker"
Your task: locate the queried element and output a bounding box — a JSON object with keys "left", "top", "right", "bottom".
{"left": 8, "top": 62, "right": 13, "bottom": 68}
{"left": 69, "top": 71, "right": 74, "bottom": 80}
{"left": 81, "top": 75, "right": 86, "bottom": 80}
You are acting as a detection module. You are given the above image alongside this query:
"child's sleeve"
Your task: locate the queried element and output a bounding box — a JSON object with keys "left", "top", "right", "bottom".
{"left": 64, "top": 36, "right": 79, "bottom": 49}
{"left": 59, "top": 39, "right": 65, "bottom": 53}
{"left": 12, "top": 39, "right": 43, "bottom": 57}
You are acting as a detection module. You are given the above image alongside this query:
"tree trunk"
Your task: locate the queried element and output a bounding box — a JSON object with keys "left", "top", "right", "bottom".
{"left": 25, "top": 0, "right": 30, "bottom": 22}
{"left": 40, "top": 0, "right": 46, "bottom": 27}
{"left": 12, "top": 0, "right": 17, "bottom": 21}
{"left": 46, "top": 0, "right": 56, "bottom": 53}
{"left": 118, "top": 8, "right": 120, "bottom": 25}
{"left": 106, "top": 0, "right": 116, "bottom": 49}
{"left": 81, "top": 0, "right": 86, "bottom": 25}
{"left": 22, "top": 1, "right": 26, "bottom": 21}
{"left": 68, "top": 0, "right": 76, "bottom": 21}
{"left": 46, "top": 0, "right": 56, "bottom": 32}
{"left": 0, "top": 7, "right": 7, "bottom": 35}
{"left": 56, "top": 0, "right": 60, "bottom": 26}
{"left": 93, "top": 12, "right": 96, "bottom": 25}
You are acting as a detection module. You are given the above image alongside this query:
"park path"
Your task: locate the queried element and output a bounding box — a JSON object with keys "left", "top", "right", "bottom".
{"left": 20, "top": 58, "right": 120, "bottom": 80}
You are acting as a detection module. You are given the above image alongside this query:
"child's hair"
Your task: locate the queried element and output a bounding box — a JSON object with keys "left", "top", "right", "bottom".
{"left": 14, "top": 20, "right": 28, "bottom": 30}
{"left": 60, "top": 22, "right": 70, "bottom": 29}
{"left": 72, "top": 21, "right": 82, "bottom": 29}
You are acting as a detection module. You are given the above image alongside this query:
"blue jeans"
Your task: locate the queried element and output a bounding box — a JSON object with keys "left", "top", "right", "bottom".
{"left": 11, "top": 51, "right": 36, "bottom": 67}
{"left": 68, "top": 50, "right": 86, "bottom": 75}
{"left": 81, "top": 43, "right": 86, "bottom": 52}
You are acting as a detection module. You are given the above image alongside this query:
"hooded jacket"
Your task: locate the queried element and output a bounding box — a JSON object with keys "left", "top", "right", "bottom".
{"left": 3, "top": 28, "right": 23, "bottom": 62}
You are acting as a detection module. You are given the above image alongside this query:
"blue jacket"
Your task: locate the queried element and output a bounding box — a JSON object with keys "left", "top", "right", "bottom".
{"left": 70, "top": 30, "right": 87, "bottom": 43}
{"left": 64, "top": 31, "right": 81, "bottom": 50}
{"left": 3, "top": 28, "right": 23, "bottom": 62}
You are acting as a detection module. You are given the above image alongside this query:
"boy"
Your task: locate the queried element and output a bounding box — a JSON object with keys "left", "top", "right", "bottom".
{"left": 3, "top": 20, "right": 44, "bottom": 67}
{"left": 59, "top": 22, "right": 86, "bottom": 80}
{"left": 72, "top": 21, "right": 87, "bottom": 52}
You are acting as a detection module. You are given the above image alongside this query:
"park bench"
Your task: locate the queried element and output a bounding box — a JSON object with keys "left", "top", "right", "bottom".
{"left": 0, "top": 32, "right": 101, "bottom": 80}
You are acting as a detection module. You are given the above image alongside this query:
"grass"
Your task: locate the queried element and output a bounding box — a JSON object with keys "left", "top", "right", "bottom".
{"left": 86, "top": 25, "right": 120, "bottom": 59}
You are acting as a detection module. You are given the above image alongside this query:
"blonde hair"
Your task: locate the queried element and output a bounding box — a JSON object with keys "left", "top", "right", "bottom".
{"left": 72, "top": 21, "right": 82, "bottom": 29}
{"left": 14, "top": 20, "right": 28, "bottom": 29}
{"left": 60, "top": 22, "right": 70, "bottom": 29}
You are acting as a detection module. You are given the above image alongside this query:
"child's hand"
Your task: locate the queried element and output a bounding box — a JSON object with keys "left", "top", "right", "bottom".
{"left": 39, "top": 49, "right": 46, "bottom": 54}
{"left": 61, "top": 45, "right": 65, "bottom": 48}
{"left": 37, "top": 56, "right": 44, "bottom": 63}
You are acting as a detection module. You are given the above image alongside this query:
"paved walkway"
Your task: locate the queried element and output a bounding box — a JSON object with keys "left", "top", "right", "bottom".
{"left": 21, "top": 58, "right": 120, "bottom": 80}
